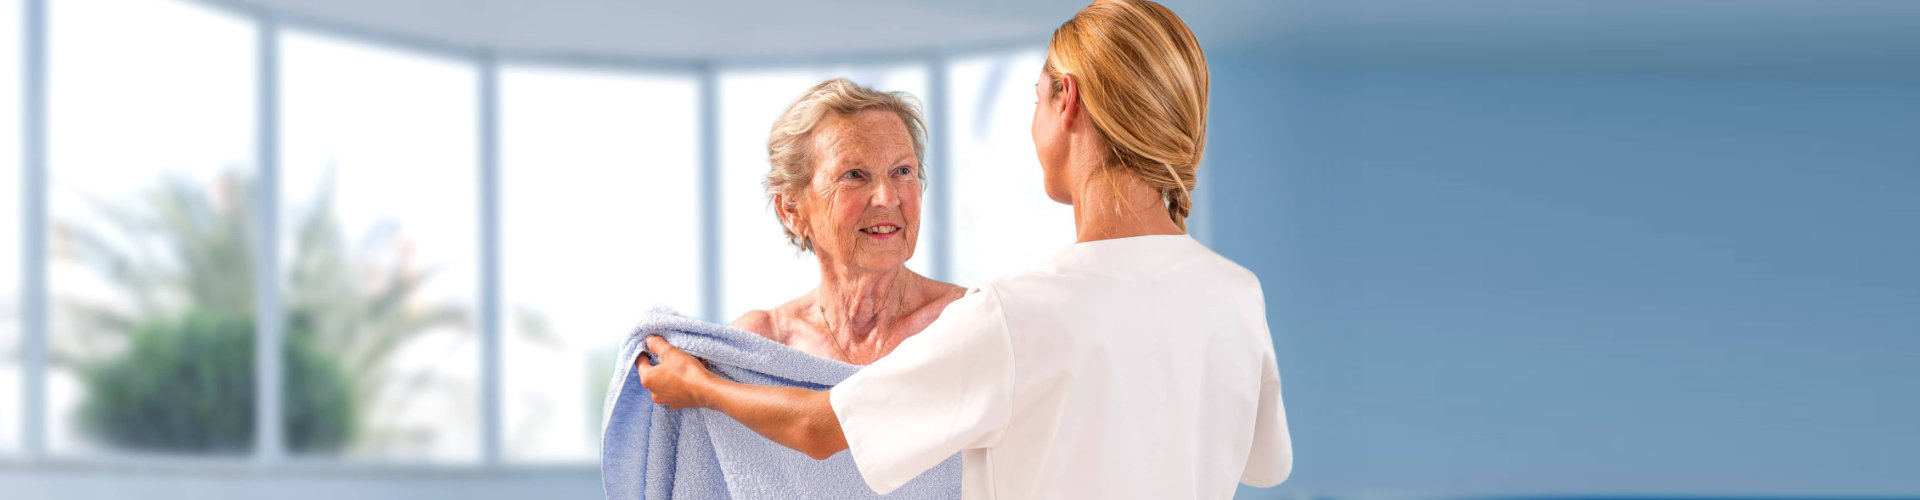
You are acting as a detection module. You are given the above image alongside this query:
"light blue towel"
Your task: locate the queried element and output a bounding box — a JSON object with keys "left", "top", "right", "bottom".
{"left": 601, "top": 308, "right": 962, "bottom": 499}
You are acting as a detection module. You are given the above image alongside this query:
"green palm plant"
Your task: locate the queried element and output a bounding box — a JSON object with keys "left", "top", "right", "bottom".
{"left": 55, "top": 168, "right": 471, "bottom": 454}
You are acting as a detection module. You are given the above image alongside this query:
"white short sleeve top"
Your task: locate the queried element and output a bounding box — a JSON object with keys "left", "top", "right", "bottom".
{"left": 829, "top": 234, "right": 1292, "bottom": 499}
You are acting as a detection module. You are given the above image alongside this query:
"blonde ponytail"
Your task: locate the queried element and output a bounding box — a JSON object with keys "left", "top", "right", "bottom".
{"left": 1045, "top": 0, "right": 1208, "bottom": 230}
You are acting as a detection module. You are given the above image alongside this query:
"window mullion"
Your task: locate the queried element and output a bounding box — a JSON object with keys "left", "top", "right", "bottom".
{"left": 19, "top": 0, "right": 47, "bottom": 461}
{"left": 927, "top": 55, "right": 952, "bottom": 283}
{"left": 698, "top": 65, "right": 721, "bottom": 323}
{"left": 478, "top": 52, "right": 502, "bottom": 466}
{"left": 253, "top": 13, "right": 285, "bottom": 463}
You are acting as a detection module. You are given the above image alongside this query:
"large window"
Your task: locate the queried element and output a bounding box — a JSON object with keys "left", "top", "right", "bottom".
{"left": 4, "top": 0, "right": 1060, "bottom": 469}
{"left": 44, "top": 0, "right": 256, "bottom": 455}
{"left": 279, "top": 30, "right": 478, "bottom": 461}
{"left": 945, "top": 50, "right": 1075, "bottom": 286}
{"left": 718, "top": 64, "right": 935, "bottom": 321}
{"left": 497, "top": 65, "right": 701, "bottom": 462}
{"left": 0, "top": 0, "right": 21, "bottom": 455}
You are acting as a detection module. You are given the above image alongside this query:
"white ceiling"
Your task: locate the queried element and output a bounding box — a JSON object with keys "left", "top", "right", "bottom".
{"left": 215, "top": 0, "right": 1920, "bottom": 76}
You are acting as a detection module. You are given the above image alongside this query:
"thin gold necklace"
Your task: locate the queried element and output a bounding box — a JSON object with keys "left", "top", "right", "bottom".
{"left": 815, "top": 301, "right": 857, "bottom": 363}
{"left": 815, "top": 286, "right": 906, "bottom": 364}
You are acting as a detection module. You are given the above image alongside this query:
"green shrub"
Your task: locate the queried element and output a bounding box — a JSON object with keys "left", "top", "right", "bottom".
{"left": 77, "top": 308, "right": 356, "bottom": 453}
{"left": 60, "top": 172, "right": 478, "bottom": 455}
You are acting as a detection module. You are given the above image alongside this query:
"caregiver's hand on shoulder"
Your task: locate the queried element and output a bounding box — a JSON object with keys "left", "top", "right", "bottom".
{"left": 635, "top": 335, "right": 719, "bottom": 410}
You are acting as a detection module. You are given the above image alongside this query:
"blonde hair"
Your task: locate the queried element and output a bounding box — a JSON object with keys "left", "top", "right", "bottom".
{"left": 1044, "top": 0, "right": 1208, "bottom": 230}
{"left": 764, "top": 78, "right": 929, "bottom": 250}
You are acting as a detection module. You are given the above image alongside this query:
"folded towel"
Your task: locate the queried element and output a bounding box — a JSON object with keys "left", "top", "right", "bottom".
{"left": 601, "top": 308, "right": 962, "bottom": 499}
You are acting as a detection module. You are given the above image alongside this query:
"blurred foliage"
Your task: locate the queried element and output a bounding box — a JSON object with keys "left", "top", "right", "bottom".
{"left": 56, "top": 170, "right": 469, "bottom": 454}
{"left": 76, "top": 307, "right": 354, "bottom": 453}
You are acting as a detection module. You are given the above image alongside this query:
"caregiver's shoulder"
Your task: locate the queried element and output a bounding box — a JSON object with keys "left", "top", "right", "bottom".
{"left": 1159, "top": 240, "right": 1267, "bottom": 305}
{"left": 1193, "top": 246, "right": 1265, "bottom": 296}
{"left": 997, "top": 242, "right": 1264, "bottom": 304}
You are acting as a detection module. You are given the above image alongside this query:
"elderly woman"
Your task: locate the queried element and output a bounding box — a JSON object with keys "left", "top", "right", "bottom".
{"left": 733, "top": 78, "right": 966, "bottom": 365}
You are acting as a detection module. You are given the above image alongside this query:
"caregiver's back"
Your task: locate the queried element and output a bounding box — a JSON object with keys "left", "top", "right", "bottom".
{"left": 954, "top": 233, "right": 1289, "bottom": 498}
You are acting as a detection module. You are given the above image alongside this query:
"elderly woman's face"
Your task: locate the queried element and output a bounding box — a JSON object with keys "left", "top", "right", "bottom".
{"left": 792, "top": 109, "right": 922, "bottom": 272}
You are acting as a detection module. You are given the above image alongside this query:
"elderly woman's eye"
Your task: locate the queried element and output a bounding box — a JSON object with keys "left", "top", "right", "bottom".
{"left": 893, "top": 166, "right": 912, "bottom": 177}
{"left": 842, "top": 170, "right": 866, "bottom": 181}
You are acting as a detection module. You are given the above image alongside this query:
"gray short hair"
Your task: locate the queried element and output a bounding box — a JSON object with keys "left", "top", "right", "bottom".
{"left": 764, "top": 78, "right": 928, "bottom": 250}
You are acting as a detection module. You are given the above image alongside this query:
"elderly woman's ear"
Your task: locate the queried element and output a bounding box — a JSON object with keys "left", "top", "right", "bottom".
{"left": 774, "top": 193, "right": 809, "bottom": 251}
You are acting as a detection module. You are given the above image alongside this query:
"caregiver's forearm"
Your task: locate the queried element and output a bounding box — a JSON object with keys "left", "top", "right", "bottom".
{"left": 704, "top": 379, "right": 849, "bottom": 460}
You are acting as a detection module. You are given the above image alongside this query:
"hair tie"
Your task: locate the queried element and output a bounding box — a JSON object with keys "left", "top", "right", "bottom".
{"left": 1162, "top": 163, "right": 1189, "bottom": 205}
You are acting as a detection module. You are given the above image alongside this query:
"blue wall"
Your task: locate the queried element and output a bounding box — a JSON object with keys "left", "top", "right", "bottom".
{"left": 1207, "top": 53, "right": 1920, "bottom": 497}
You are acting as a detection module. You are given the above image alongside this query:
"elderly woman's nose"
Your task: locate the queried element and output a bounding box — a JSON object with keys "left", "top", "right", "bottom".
{"left": 870, "top": 177, "right": 903, "bottom": 207}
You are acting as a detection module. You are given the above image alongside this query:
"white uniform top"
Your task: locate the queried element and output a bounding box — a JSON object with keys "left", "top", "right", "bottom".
{"left": 830, "top": 234, "right": 1292, "bottom": 499}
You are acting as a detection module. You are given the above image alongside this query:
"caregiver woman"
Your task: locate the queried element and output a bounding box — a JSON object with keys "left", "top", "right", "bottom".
{"left": 637, "top": 0, "right": 1291, "bottom": 497}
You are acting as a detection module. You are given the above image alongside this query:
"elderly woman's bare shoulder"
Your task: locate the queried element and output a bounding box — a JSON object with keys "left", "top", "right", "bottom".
{"left": 730, "top": 294, "right": 820, "bottom": 344}
{"left": 898, "top": 279, "right": 969, "bottom": 335}
{"left": 926, "top": 280, "right": 967, "bottom": 307}
{"left": 729, "top": 309, "right": 776, "bottom": 339}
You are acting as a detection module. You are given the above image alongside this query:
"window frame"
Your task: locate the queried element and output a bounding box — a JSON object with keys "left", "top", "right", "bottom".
{"left": 8, "top": 0, "right": 1081, "bottom": 471}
